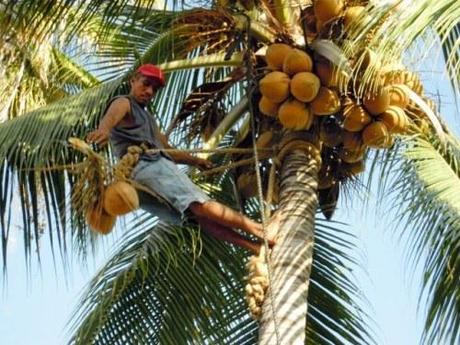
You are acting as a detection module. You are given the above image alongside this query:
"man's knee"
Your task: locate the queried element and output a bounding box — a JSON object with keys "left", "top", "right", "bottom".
{"left": 188, "top": 201, "right": 207, "bottom": 217}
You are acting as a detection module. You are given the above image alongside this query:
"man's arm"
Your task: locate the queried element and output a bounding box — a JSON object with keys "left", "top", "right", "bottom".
{"left": 86, "top": 98, "right": 130, "bottom": 146}
{"left": 156, "top": 131, "right": 213, "bottom": 169}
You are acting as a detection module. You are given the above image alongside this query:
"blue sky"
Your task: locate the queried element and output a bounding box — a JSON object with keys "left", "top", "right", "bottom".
{"left": 1, "top": 40, "right": 458, "bottom": 345}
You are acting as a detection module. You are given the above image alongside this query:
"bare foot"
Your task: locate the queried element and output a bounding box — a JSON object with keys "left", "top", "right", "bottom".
{"left": 252, "top": 227, "right": 276, "bottom": 247}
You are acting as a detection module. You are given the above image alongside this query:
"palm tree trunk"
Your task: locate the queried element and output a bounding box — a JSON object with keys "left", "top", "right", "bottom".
{"left": 258, "top": 149, "right": 320, "bottom": 345}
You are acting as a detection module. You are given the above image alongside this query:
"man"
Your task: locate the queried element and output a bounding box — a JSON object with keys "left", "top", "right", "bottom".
{"left": 87, "top": 64, "right": 274, "bottom": 253}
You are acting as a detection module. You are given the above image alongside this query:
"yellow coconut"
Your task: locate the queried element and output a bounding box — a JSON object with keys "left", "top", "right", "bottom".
{"left": 320, "top": 117, "right": 343, "bottom": 147}
{"left": 316, "top": 19, "right": 324, "bottom": 33}
{"left": 237, "top": 172, "right": 258, "bottom": 198}
{"left": 290, "top": 72, "right": 321, "bottom": 102}
{"left": 388, "top": 84, "right": 409, "bottom": 108}
{"left": 342, "top": 160, "right": 365, "bottom": 176}
{"left": 343, "top": 6, "right": 366, "bottom": 30}
{"left": 363, "top": 87, "right": 391, "bottom": 115}
{"left": 403, "top": 71, "right": 423, "bottom": 94}
{"left": 315, "top": 61, "right": 348, "bottom": 88}
{"left": 259, "top": 96, "right": 280, "bottom": 117}
{"left": 86, "top": 207, "right": 116, "bottom": 234}
{"left": 314, "top": 0, "right": 345, "bottom": 23}
{"left": 342, "top": 130, "right": 364, "bottom": 151}
{"left": 310, "top": 87, "right": 341, "bottom": 116}
{"left": 339, "top": 147, "right": 365, "bottom": 163}
{"left": 359, "top": 48, "right": 382, "bottom": 72}
{"left": 259, "top": 71, "right": 290, "bottom": 103}
{"left": 304, "top": 7, "right": 319, "bottom": 39}
{"left": 283, "top": 49, "right": 313, "bottom": 75}
{"left": 379, "top": 106, "right": 409, "bottom": 134}
{"left": 343, "top": 103, "right": 372, "bottom": 132}
{"left": 278, "top": 99, "right": 313, "bottom": 130}
{"left": 383, "top": 71, "right": 404, "bottom": 85}
{"left": 265, "top": 43, "right": 293, "bottom": 71}
{"left": 362, "top": 121, "right": 391, "bottom": 148}
{"left": 103, "top": 181, "right": 139, "bottom": 216}
{"left": 384, "top": 70, "right": 423, "bottom": 94}
{"left": 256, "top": 131, "right": 274, "bottom": 149}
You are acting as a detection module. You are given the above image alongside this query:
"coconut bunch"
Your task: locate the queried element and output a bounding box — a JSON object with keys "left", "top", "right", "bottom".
{"left": 68, "top": 138, "right": 140, "bottom": 235}
{"left": 303, "top": 0, "right": 371, "bottom": 41}
{"left": 258, "top": 43, "right": 341, "bottom": 132}
{"left": 245, "top": 254, "right": 269, "bottom": 319}
{"left": 87, "top": 180, "right": 139, "bottom": 235}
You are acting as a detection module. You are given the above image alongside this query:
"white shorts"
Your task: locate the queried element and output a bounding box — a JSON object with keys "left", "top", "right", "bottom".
{"left": 131, "top": 156, "right": 210, "bottom": 224}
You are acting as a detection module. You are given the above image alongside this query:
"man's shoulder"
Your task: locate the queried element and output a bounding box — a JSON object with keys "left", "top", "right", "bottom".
{"left": 108, "top": 96, "right": 131, "bottom": 111}
{"left": 109, "top": 95, "right": 131, "bottom": 106}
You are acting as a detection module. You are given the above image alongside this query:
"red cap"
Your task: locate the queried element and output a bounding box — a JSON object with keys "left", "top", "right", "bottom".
{"left": 136, "top": 64, "right": 165, "bottom": 87}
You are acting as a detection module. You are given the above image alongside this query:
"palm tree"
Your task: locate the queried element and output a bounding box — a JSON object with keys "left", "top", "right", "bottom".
{"left": 0, "top": 0, "right": 459, "bottom": 344}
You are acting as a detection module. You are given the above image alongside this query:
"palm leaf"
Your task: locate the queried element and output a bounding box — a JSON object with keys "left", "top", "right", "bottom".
{"left": 344, "top": 0, "right": 460, "bottom": 94}
{"left": 0, "top": 3, "right": 259, "bottom": 265}
{"left": 67, "top": 213, "right": 374, "bottom": 344}
{"left": 389, "top": 133, "right": 460, "bottom": 345}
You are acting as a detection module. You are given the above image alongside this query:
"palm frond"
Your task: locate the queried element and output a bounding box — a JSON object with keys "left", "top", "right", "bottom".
{"left": 389, "top": 133, "right": 460, "bottom": 345}
{"left": 0, "top": 11, "right": 251, "bottom": 266}
{"left": 67, "top": 213, "right": 374, "bottom": 344}
{"left": 441, "top": 21, "right": 460, "bottom": 97}
{"left": 344, "top": 0, "right": 460, "bottom": 94}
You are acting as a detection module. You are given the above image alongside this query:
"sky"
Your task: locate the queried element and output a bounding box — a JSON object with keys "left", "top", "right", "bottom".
{"left": 1, "top": 37, "right": 459, "bottom": 345}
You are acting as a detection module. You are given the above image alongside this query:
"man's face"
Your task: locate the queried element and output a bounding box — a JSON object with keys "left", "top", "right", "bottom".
{"left": 130, "top": 75, "right": 161, "bottom": 105}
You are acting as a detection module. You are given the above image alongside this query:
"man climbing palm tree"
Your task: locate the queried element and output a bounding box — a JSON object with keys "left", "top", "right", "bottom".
{"left": 87, "top": 64, "right": 274, "bottom": 253}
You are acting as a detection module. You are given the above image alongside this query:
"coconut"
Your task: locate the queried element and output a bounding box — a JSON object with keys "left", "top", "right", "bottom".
{"left": 379, "top": 106, "right": 408, "bottom": 134}
{"left": 237, "top": 172, "right": 258, "bottom": 198}
{"left": 404, "top": 71, "right": 423, "bottom": 94}
{"left": 304, "top": 7, "right": 319, "bottom": 39}
{"left": 259, "top": 96, "right": 280, "bottom": 117}
{"left": 342, "top": 130, "right": 364, "bottom": 151}
{"left": 343, "top": 103, "right": 372, "bottom": 132}
{"left": 342, "top": 160, "right": 365, "bottom": 176}
{"left": 339, "top": 147, "right": 365, "bottom": 163}
{"left": 290, "top": 72, "right": 321, "bottom": 102}
{"left": 259, "top": 71, "right": 290, "bottom": 103}
{"left": 316, "top": 19, "right": 324, "bottom": 33}
{"left": 388, "top": 85, "right": 409, "bottom": 108}
{"left": 362, "top": 121, "right": 391, "bottom": 148}
{"left": 384, "top": 70, "right": 423, "bottom": 94}
{"left": 283, "top": 49, "right": 313, "bottom": 75}
{"left": 314, "top": 0, "right": 344, "bottom": 23}
{"left": 315, "top": 61, "right": 348, "bottom": 88}
{"left": 103, "top": 181, "right": 139, "bottom": 216}
{"left": 343, "top": 6, "right": 366, "bottom": 30}
{"left": 86, "top": 207, "right": 116, "bottom": 234}
{"left": 265, "top": 43, "right": 293, "bottom": 71}
{"left": 320, "top": 117, "right": 343, "bottom": 147}
{"left": 310, "top": 87, "right": 341, "bottom": 116}
{"left": 256, "top": 131, "right": 274, "bottom": 149}
{"left": 278, "top": 99, "right": 313, "bottom": 130}
{"left": 359, "top": 48, "right": 381, "bottom": 72}
{"left": 383, "top": 71, "right": 404, "bottom": 85}
{"left": 363, "top": 87, "right": 391, "bottom": 115}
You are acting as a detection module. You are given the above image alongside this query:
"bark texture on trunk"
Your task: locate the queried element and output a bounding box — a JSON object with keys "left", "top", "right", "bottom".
{"left": 258, "top": 150, "right": 319, "bottom": 345}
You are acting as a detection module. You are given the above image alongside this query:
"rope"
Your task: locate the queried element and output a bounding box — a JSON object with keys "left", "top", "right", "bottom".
{"left": 240, "top": 12, "right": 281, "bottom": 344}
{"left": 200, "top": 156, "right": 271, "bottom": 176}
{"left": 143, "top": 147, "right": 273, "bottom": 155}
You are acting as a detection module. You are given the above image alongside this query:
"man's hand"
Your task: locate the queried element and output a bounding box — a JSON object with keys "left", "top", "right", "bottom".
{"left": 86, "top": 127, "right": 110, "bottom": 146}
{"left": 194, "top": 157, "right": 214, "bottom": 170}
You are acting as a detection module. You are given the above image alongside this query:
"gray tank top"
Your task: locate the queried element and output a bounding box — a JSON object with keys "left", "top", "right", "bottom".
{"left": 109, "top": 95, "right": 169, "bottom": 161}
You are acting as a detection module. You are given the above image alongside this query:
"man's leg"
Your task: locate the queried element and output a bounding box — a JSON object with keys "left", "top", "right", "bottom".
{"left": 188, "top": 201, "right": 275, "bottom": 245}
{"left": 197, "top": 217, "right": 261, "bottom": 254}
